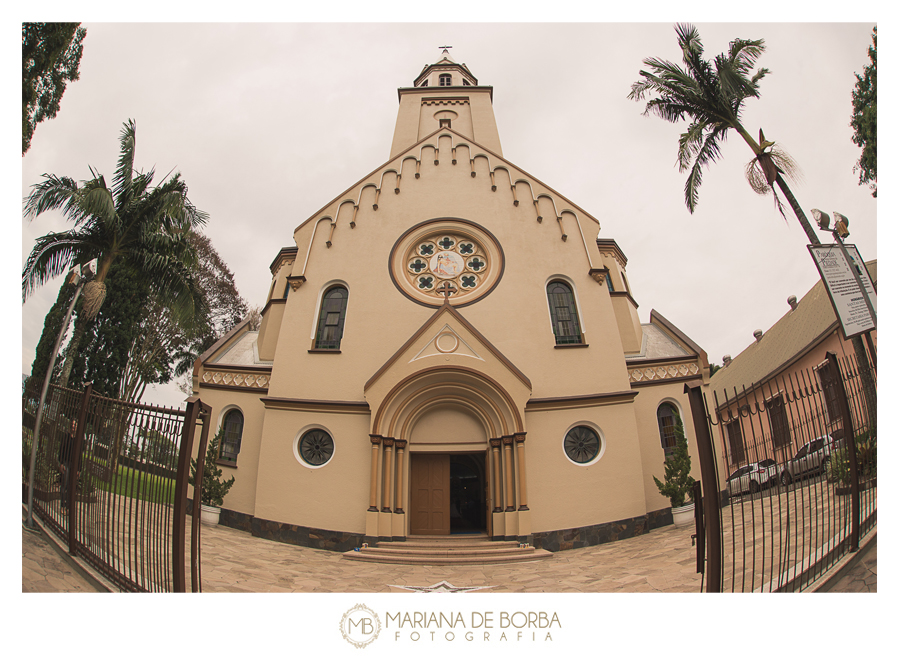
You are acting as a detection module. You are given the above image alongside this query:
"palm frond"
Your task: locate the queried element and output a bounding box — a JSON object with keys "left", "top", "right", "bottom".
{"left": 727, "top": 38, "right": 766, "bottom": 75}
{"left": 684, "top": 127, "right": 726, "bottom": 213}
{"left": 677, "top": 120, "right": 711, "bottom": 172}
{"left": 78, "top": 184, "right": 117, "bottom": 225}
{"left": 23, "top": 174, "right": 79, "bottom": 219}
{"left": 22, "top": 231, "right": 98, "bottom": 301}
{"left": 113, "top": 119, "right": 137, "bottom": 210}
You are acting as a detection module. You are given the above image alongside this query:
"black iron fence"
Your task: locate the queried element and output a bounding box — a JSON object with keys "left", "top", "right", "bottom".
{"left": 22, "top": 380, "right": 211, "bottom": 592}
{"left": 689, "top": 350, "right": 876, "bottom": 592}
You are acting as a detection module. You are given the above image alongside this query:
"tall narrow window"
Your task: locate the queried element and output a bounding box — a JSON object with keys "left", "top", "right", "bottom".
{"left": 314, "top": 286, "right": 349, "bottom": 350}
{"left": 282, "top": 281, "right": 290, "bottom": 299}
{"left": 439, "top": 74, "right": 452, "bottom": 86}
{"left": 726, "top": 419, "right": 745, "bottom": 464}
{"left": 546, "top": 281, "right": 583, "bottom": 345}
{"left": 220, "top": 409, "right": 243, "bottom": 463}
{"left": 816, "top": 361, "right": 840, "bottom": 424}
{"left": 766, "top": 395, "right": 791, "bottom": 448}
{"left": 657, "top": 403, "right": 679, "bottom": 455}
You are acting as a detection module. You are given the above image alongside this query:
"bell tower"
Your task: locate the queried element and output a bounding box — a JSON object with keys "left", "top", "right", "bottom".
{"left": 389, "top": 48, "right": 502, "bottom": 159}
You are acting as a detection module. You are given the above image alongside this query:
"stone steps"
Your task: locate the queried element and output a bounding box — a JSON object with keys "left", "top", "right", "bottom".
{"left": 342, "top": 535, "right": 552, "bottom": 565}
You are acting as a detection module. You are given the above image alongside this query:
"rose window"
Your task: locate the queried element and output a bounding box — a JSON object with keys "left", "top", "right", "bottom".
{"left": 392, "top": 220, "right": 503, "bottom": 307}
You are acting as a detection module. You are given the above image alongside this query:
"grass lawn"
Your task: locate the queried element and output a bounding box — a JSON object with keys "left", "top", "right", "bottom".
{"left": 92, "top": 460, "right": 177, "bottom": 505}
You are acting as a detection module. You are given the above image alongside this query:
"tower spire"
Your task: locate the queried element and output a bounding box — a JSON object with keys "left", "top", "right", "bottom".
{"left": 390, "top": 51, "right": 501, "bottom": 159}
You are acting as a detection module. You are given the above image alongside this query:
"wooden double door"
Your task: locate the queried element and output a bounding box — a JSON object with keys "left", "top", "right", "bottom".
{"left": 409, "top": 453, "right": 486, "bottom": 535}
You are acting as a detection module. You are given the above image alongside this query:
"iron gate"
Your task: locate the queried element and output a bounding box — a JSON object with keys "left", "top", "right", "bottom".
{"left": 687, "top": 351, "right": 876, "bottom": 592}
{"left": 23, "top": 380, "right": 212, "bottom": 592}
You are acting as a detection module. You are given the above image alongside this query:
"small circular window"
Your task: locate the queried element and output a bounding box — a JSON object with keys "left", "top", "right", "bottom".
{"left": 564, "top": 426, "right": 601, "bottom": 464}
{"left": 298, "top": 429, "right": 334, "bottom": 466}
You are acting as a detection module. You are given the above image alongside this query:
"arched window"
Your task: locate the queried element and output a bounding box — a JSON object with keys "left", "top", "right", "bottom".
{"left": 314, "top": 286, "right": 349, "bottom": 350}
{"left": 220, "top": 409, "right": 243, "bottom": 463}
{"left": 657, "top": 403, "right": 679, "bottom": 455}
{"left": 439, "top": 74, "right": 452, "bottom": 86}
{"left": 546, "top": 281, "right": 583, "bottom": 345}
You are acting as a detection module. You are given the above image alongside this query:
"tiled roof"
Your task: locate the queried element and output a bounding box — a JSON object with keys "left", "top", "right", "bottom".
{"left": 709, "top": 260, "right": 876, "bottom": 401}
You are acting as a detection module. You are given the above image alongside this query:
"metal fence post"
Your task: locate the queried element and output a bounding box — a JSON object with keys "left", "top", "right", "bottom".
{"left": 190, "top": 408, "right": 212, "bottom": 593}
{"left": 173, "top": 397, "right": 202, "bottom": 593}
{"left": 685, "top": 381, "right": 722, "bottom": 592}
{"left": 825, "top": 351, "right": 860, "bottom": 551}
{"left": 67, "top": 383, "right": 93, "bottom": 555}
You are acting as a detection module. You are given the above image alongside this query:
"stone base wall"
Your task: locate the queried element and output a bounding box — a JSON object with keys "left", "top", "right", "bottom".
{"left": 532, "top": 508, "right": 672, "bottom": 552}
{"left": 211, "top": 506, "right": 676, "bottom": 554}
{"left": 250, "top": 517, "right": 363, "bottom": 552}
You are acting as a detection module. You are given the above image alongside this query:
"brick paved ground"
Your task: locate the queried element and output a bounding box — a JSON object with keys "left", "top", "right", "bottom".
{"left": 22, "top": 513, "right": 874, "bottom": 594}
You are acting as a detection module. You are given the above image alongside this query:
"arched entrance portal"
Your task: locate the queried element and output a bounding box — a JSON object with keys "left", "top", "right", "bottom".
{"left": 409, "top": 452, "right": 486, "bottom": 535}
{"left": 366, "top": 366, "right": 530, "bottom": 541}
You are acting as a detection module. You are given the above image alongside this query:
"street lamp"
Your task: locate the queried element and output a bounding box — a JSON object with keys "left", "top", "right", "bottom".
{"left": 810, "top": 209, "right": 876, "bottom": 366}
{"left": 25, "top": 259, "right": 96, "bottom": 529}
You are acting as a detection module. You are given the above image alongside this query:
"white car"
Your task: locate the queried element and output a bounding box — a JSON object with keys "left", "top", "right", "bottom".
{"left": 780, "top": 435, "right": 839, "bottom": 486}
{"left": 726, "top": 459, "right": 778, "bottom": 497}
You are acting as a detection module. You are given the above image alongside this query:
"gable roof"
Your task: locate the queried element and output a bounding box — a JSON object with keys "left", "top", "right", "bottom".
{"left": 709, "top": 260, "right": 876, "bottom": 399}
{"left": 293, "top": 124, "right": 601, "bottom": 236}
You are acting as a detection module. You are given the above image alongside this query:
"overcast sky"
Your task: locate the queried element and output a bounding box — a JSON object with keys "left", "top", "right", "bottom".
{"left": 20, "top": 21, "right": 878, "bottom": 410}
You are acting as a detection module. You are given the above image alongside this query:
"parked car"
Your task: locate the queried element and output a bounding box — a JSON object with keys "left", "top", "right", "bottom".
{"left": 780, "top": 434, "right": 840, "bottom": 486}
{"left": 726, "top": 459, "right": 779, "bottom": 497}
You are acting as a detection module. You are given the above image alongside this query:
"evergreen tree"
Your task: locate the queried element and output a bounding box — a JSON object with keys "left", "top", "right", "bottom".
{"left": 850, "top": 27, "right": 876, "bottom": 197}
{"left": 67, "top": 261, "right": 152, "bottom": 398}
{"left": 22, "top": 23, "right": 86, "bottom": 154}
{"left": 28, "top": 280, "right": 77, "bottom": 386}
{"left": 653, "top": 415, "right": 695, "bottom": 508}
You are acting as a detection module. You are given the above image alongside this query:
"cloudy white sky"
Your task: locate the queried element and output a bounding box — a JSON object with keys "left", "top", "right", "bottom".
{"left": 19, "top": 19, "right": 878, "bottom": 412}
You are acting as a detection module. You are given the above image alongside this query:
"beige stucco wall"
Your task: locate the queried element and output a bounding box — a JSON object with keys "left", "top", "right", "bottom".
{"left": 630, "top": 382, "right": 703, "bottom": 513}
{"left": 523, "top": 401, "right": 648, "bottom": 531}
{"left": 252, "top": 409, "right": 372, "bottom": 532}
{"left": 188, "top": 385, "right": 266, "bottom": 517}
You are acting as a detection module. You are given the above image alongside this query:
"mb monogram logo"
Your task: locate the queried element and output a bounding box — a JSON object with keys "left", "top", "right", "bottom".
{"left": 340, "top": 604, "right": 382, "bottom": 648}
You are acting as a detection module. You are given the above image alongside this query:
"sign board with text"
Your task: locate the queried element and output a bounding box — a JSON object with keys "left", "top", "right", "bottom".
{"left": 808, "top": 244, "right": 876, "bottom": 339}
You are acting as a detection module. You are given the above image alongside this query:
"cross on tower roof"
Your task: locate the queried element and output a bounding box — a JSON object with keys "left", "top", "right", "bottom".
{"left": 439, "top": 45, "right": 453, "bottom": 51}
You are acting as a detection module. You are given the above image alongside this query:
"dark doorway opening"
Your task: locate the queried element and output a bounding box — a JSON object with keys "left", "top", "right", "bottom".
{"left": 449, "top": 453, "right": 486, "bottom": 534}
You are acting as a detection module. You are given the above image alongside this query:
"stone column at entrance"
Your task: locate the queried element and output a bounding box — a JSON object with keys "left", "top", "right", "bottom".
{"left": 502, "top": 435, "right": 515, "bottom": 512}
{"left": 490, "top": 439, "right": 502, "bottom": 512}
{"left": 394, "top": 439, "right": 406, "bottom": 514}
{"left": 368, "top": 435, "right": 381, "bottom": 512}
{"left": 514, "top": 432, "right": 529, "bottom": 511}
{"left": 381, "top": 438, "right": 394, "bottom": 512}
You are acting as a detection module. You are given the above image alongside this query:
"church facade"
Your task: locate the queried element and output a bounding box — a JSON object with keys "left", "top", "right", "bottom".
{"left": 191, "top": 51, "right": 710, "bottom": 552}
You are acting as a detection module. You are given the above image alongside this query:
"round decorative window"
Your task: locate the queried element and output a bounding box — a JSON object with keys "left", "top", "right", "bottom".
{"left": 390, "top": 219, "right": 504, "bottom": 307}
{"left": 564, "top": 426, "right": 601, "bottom": 464}
{"left": 298, "top": 429, "right": 335, "bottom": 466}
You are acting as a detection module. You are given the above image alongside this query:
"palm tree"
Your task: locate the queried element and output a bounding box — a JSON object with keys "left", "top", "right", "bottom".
{"left": 22, "top": 119, "right": 208, "bottom": 388}
{"left": 628, "top": 23, "right": 819, "bottom": 246}
{"left": 630, "top": 24, "right": 875, "bottom": 434}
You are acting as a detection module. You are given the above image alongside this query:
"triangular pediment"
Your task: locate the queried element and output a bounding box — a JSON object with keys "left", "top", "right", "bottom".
{"left": 364, "top": 301, "right": 531, "bottom": 395}
{"left": 411, "top": 323, "right": 483, "bottom": 362}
